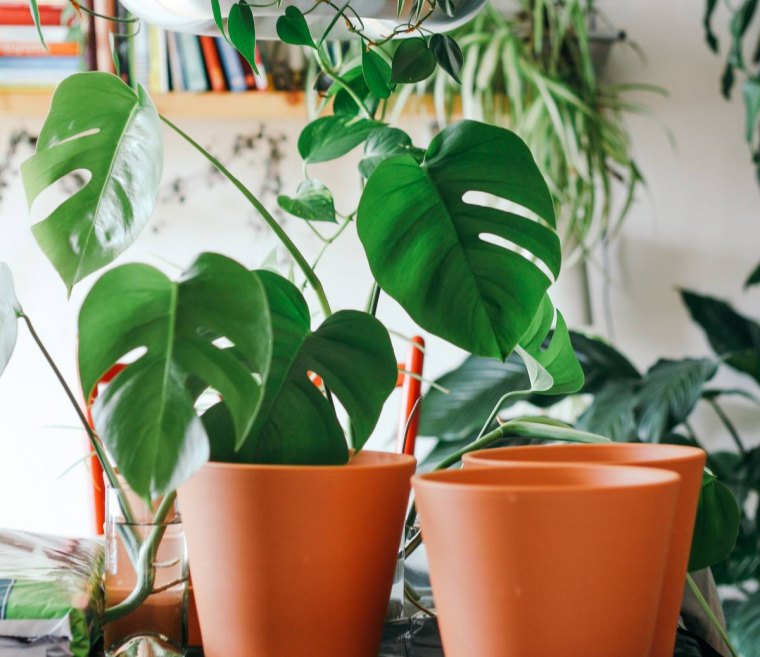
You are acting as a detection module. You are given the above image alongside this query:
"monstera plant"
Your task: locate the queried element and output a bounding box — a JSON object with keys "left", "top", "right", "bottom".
{"left": 0, "top": 1, "right": 616, "bottom": 654}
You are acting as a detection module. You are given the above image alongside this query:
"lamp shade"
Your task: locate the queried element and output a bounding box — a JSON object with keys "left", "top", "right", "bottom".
{"left": 118, "top": 0, "right": 487, "bottom": 40}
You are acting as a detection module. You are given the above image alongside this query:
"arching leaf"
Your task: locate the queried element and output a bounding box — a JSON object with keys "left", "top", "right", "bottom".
{"left": 228, "top": 2, "right": 259, "bottom": 74}
{"left": 357, "top": 120, "right": 560, "bottom": 360}
{"left": 206, "top": 272, "right": 398, "bottom": 465}
{"left": 689, "top": 472, "right": 741, "bottom": 571}
{"left": 78, "top": 253, "right": 272, "bottom": 499}
{"left": 0, "top": 263, "right": 21, "bottom": 378}
{"left": 20, "top": 73, "right": 162, "bottom": 293}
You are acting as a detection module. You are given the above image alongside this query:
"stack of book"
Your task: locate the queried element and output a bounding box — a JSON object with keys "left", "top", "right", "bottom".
{"left": 0, "top": 1, "right": 83, "bottom": 88}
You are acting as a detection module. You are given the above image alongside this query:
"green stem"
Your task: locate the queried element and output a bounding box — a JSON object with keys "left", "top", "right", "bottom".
{"left": 474, "top": 389, "right": 530, "bottom": 441}
{"left": 686, "top": 573, "right": 738, "bottom": 657}
{"left": 706, "top": 398, "right": 747, "bottom": 456}
{"left": 316, "top": 49, "right": 373, "bottom": 119}
{"left": 160, "top": 115, "right": 333, "bottom": 319}
{"left": 19, "top": 313, "right": 140, "bottom": 554}
{"left": 104, "top": 492, "right": 178, "bottom": 624}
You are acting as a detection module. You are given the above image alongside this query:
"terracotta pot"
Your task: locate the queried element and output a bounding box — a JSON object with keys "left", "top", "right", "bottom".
{"left": 463, "top": 443, "right": 706, "bottom": 657}
{"left": 178, "top": 450, "right": 416, "bottom": 657}
{"left": 413, "top": 464, "right": 681, "bottom": 657}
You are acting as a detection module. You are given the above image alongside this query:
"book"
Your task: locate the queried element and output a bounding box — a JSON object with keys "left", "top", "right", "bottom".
{"left": 92, "top": 0, "right": 115, "bottom": 73}
{"left": 166, "top": 31, "right": 185, "bottom": 92}
{"left": 0, "top": 41, "right": 79, "bottom": 56}
{"left": 0, "top": 25, "right": 70, "bottom": 42}
{"left": 0, "top": 55, "right": 80, "bottom": 69}
{"left": 175, "top": 33, "right": 208, "bottom": 92}
{"left": 129, "top": 18, "right": 150, "bottom": 88}
{"left": 148, "top": 25, "right": 169, "bottom": 93}
{"left": 215, "top": 38, "right": 246, "bottom": 92}
{"left": 199, "top": 36, "right": 225, "bottom": 92}
{"left": 238, "top": 51, "right": 255, "bottom": 90}
{"left": 0, "top": 3, "right": 64, "bottom": 25}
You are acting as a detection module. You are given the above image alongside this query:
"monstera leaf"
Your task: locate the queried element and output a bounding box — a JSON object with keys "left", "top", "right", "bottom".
{"left": 0, "top": 263, "right": 21, "bottom": 377}
{"left": 357, "top": 120, "right": 560, "bottom": 360}
{"left": 21, "top": 73, "right": 162, "bottom": 293}
{"left": 78, "top": 253, "right": 271, "bottom": 499}
{"left": 205, "top": 271, "right": 398, "bottom": 465}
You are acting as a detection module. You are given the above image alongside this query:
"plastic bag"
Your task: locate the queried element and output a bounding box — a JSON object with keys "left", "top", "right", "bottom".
{"left": 0, "top": 530, "right": 104, "bottom": 657}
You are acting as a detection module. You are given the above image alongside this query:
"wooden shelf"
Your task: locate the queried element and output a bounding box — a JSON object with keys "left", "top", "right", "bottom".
{"left": 0, "top": 89, "right": 445, "bottom": 121}
{"left": 0, "top": 89, "right": 311, "bottom": 120}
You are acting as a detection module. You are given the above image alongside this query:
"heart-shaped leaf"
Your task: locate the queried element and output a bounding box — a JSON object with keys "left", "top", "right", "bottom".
{"left": 359, "top": 127, "right": 424, "bottom": 179}
{"left": 362, "top": 47, "right": 393, "bottom": 99}
{"left": 228, "top": 2, "right": 258, "bottom": 73}
{"left": 391, "top": 38, "right": 437, "bottom": 84}
{"left": 205, "top": 271, "right": 397, "bottom": 465}
{"left": 430, "top": 34, "right": 463, "bottom": 83}
{"left": 277, "top": 180, "right": 336, "bottom": 222}
{"left": 20, "top": 73, "right": 162, "bottom": 293}
{"left": 636, "top": 358, "right": 719, "bottom": 440}
{"left": 78, "top": 253, "right": 272, "bottom": 499}
{"left": 276, "top": 5, "right": 315, "bottom": 48}
{"left": 689, "top": 472, "right": 741, "bottom": 571}
{"left": 330, "top": 66, "right": 380, "bottom": 117}
{"left": 298, "top": 115, "right": 383, "bottom": 164}
{"left": 357, "top": 120, "right": 559, "bottom": 360}
{"left": 0, "top": 263, "right": 21, "bottom": 377}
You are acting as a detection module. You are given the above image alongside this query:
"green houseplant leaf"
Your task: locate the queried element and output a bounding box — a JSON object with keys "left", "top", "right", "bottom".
{"left": 276, "top": 5, "right": 316, "bottom": 48}
{"left": 682, "top": 289, "right": 760, "bottom": 383}
{"left": 298, "top": 115, "right": 383, "bottom": 164}
{"left": 228, "top": 2, "right": 259, "bottom": 74}
{"left": 391, "top": 38, "right": 437, "bottom": 83}
{"left": 0, "top": 263, "right": 21, "bottom": 377}
{"left": 357, "top": 120, "right": 560, "bottom": 360}
{"left": 78, "top": 253, "right": 272, "bottom": 499}
{"left": 362, "top": 47, "right": 393, "bottom": 99}
{"left": 569, "top": 331, "right": 641, "bottom": 393}
{"left": 206, "top": 271, "right": 398, "bottom": 465}
{"left": 358, "top": 127, "right": 424, "bottom": 179}
{"left": 636, "top": 358, "right": 719, "bottom": 440}
{"left": 690, "top": 472, "right": 741, "bottom": 571}
{"left": 429, "top": 34, "right": 463, "bottom": 83}
{"left": 577, "top": 381, "right": 639, "bottom": 441}
{"left": 727, "top": 590, "right": 760, "bottom": 656}
{"left": 20, "top": 72, "right": 162, "bottom": 293}
{"left": 277, "top": 180, "right": 336, "bottom": 222}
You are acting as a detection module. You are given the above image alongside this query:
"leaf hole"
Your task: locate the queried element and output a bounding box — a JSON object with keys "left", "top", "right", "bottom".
{"left": 29, "top": 168, "right": 92, "bottom": 225}
{"left": 478, "top": 233, "right": 555, "bottom": 282}
{"left": 462, "top": 191, "right": 545, "bottom": 225}
{"left": 52, "top": 127, "right": 100, "bottom": 147}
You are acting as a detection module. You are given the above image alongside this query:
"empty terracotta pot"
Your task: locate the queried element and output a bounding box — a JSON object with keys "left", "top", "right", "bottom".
{"left": 178, "top": 450, "right": 416, "bottom": 657}
{"left": 463, "top": 443, "right": 706, "bottom": 657}
{"left": 413, "top": 464, "right": 681, "bottom": 657}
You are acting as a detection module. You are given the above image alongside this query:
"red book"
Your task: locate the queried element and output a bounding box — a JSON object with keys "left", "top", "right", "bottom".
{"left": 237, "top": 51, "right": 256, "bottom": 90}
{"left": 0, "top": 3, "right": 65, "bottom": 25}
{"left": 199, "top": 36, "right": 226, "bottom": 92}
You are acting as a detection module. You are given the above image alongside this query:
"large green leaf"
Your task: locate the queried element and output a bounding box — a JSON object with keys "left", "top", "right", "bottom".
{"left": 728, "top": 591, "right": 760, "bottom": 657}
{"left": 78, "top": 253, "right": 272, "bottom": 499}
{"left": 635, "top": 359, "right": 719, "bottom": 440}
{"left": 357, "top": 120, "right": 560, "bottom": 360}
{"left": 681, "top": 289, "right": 760, "bottom": 383}
{"left": 298, "top": 115, "right": 384, "bottom": 164}
{"left": 20, "top": 73, "right": 162, "bottom": 293}
{"left": 206, "top": 272, "right": 397, "bottom": 465}
{"left": 0, "top": 263, "right": 21, "bottom": 377}
{"left": 689, "top": 472, "right": 741, "bottom": 572}
{"left": 577, "top": 380, "right": 639, "bottom": 441}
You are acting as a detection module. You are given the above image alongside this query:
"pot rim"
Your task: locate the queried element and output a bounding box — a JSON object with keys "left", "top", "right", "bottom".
{"left": 414, "top": 463, "right": 680, "bottom": 494}
{"left": 201, "top": 449, "right": 416, "bottom": 474}
{"left": 462, "top": 443, "right": 705, "bottom": 467}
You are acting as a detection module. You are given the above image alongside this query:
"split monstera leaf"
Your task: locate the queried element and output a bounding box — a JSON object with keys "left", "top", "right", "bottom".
{"left": 15, "top": 72, "right": 581, "bottom": 499}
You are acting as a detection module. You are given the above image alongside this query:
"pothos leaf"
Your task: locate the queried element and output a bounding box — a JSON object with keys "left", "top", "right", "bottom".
{"left": 276, "top": 5, "right": 316, "bottom": 48}
{"left": 210, "top": 0, "right": 225, "bottom": 38}
{"left": 362, "top": 47, "right": 393, "bottom": 99}
{"left": 298, "top": 115, "right": 383, "bottom": 164}
{"left": 391, "top": 38, "right": 437, "bottom": 84}
{"left": 277, "top": 180, "right": 336, "bottom": 223}
{"left": 0, "top": 263, "right": 22, "bottom": 378}
{"left": 430, "top": 34, "right": 463, "bottom": 83}
{"left": 228, "top": 2, "right": 258, "bottom": 74}
{"left": 358, "top": 127, "right": 424, "bottom": 179}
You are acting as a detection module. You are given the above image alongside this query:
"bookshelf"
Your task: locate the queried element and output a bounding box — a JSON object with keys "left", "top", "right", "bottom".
{"left": 0, "top": 89, "right": 447, "bottom": 120}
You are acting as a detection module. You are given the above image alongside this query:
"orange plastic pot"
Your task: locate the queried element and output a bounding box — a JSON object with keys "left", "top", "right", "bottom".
{"left": 413, "top": 464, "right": 681, "bottom": 657}
{"left": 178, "top": 450, "right": 416, "bottom": 657}
{"left": 463, "top": 443, "right": 706, "bottom": 657}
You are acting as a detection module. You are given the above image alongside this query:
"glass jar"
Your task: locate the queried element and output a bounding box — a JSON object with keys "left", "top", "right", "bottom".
{"left": 104, "top": 480, "right": 188, "bottom": 657}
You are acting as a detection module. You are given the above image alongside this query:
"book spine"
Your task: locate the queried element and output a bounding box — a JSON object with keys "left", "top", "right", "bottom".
{"left": 237, "top": 51, "right": 255, "bottom": 90}
{"left": 0, "top": 4, "right": 64, "bottom": 25}
{"left": 0, "top": 55, "right": 81, "bottom": 69}
{"left": 166, "top": 31, "right": 185, "bottom": 92}
{"left": 199, "top": 36, "right": 225, "bottom": 92}
{"left": 148, "top": 25, "right": 168, "bottom": 93}
{"left": 131, "top": 19, "right": 150, "bottom": 89}
{"left": 92, "top": 0, "right": 115, "bottom": 73}
{"left": 176, "top": 34, "right": 208, "bottom": 92}
{"left": 0, "top": 25, "right": 70, "bottom": 43}
{"left": 0, "top": 41, "right": 79, "bottom": 56}
{"left": 83, "top": 0, "right": 97, "bottom": 72}
{"left": 113, "top": 1, "right": 130, "bottom": 82}
{"left": 215, "top": 38, "right": 246, "bottom": 92}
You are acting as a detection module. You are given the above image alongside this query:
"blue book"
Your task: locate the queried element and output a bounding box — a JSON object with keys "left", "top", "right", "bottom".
{"left": 175, "top": 34, "right": 208, "bottom": 92}
{"left": 215, "top": 37, "right": 246, "bottom": 92}
{"left": 0, "top": 56, "right": 82, "bottom": 70}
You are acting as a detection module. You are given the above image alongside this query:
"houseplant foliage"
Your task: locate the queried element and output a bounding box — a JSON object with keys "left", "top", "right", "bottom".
{"left": 0, "top": 0, "right": 610, "bottom": 646}
{"left": 418, "top": 281, "right": 760, "bottom": 655}
{"left": 418, "top": 0, "right": 656, "bottom": 259}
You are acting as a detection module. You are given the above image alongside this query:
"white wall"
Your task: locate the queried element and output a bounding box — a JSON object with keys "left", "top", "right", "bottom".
{"left": 1, "top": 0, "right": 759, "bottom": 536}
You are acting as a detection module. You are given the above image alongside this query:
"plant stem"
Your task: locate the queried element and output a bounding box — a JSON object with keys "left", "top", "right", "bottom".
{"left": 160, "top": 115, "right": 333, "bottom": 319}
{"left": 19, "top": 313, "right": 140, "bottom": 548}
{"left": 706, "top": 398, "right": 747, "bottom": 456}
{"left": 316, "top": 49, "right": 373, "bottom": 119}
{"left": 686, "top": 573, "right": 739, "bottom": 657}
{"left": 474, "top": 389, "right": 530, "bottom": 442}
{"left": 104, "top": 491, "right": 177, "bottom": 624}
